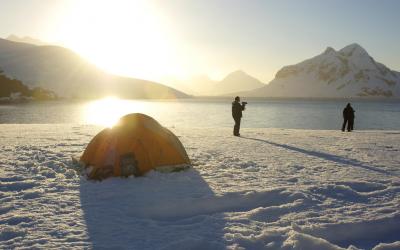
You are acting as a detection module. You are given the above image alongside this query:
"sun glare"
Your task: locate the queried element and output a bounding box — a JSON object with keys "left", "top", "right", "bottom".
{"left": 84, "top": 97, "right": 147, "bottom": 127}
{"left": 56, "top": 0, "right": 184, "bottom": 82}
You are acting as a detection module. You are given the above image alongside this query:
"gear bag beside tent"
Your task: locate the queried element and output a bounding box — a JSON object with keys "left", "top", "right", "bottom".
{"left": 80, "top": 113, "right": 191, "bottom": 180}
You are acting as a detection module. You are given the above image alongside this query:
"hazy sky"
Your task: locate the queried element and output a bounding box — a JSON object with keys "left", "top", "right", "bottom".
{"left": 0, "top": 0, "right": 399, "bottom": 83}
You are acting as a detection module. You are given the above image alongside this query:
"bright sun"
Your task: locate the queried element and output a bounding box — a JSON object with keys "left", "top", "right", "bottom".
{"left": 57, "top": 0, "right": 184, "bottom": 82}
{"left": 84, "top": 96, "right": 149, "bottom": 127}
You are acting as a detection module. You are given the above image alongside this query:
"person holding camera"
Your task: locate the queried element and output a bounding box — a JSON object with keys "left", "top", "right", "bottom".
{"left": 232, "top": 96, "right": 246, "bottom": 136}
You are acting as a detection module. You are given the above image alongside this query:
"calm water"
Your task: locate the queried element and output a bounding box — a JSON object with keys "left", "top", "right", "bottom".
{"left": 0, "top": 98, "right": 399, "bottom": 130}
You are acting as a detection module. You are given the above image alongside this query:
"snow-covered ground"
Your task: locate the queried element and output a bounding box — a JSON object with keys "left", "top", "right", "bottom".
{"left": 1, "top": 124, "right": 399, "bottom": 249}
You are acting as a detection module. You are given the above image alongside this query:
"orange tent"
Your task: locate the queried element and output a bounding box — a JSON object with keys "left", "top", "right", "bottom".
{"left": 80, "top": 113, "right": 190, "bottom": 180}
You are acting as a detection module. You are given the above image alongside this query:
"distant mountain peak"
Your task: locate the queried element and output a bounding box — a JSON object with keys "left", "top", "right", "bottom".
{"left": 340, "top": 42, "right": 364, "bottom": 50}
{"left": 6, "top": 34, "right": 19, "bottom": 40}
{"left": 230, "top": 69, "right": 246, "bottom": 75}
{"left": 6, "top": 34, "right": 47, "bottom": 46}
{"left": 339, "top": 43, "right": 368, "bottom": 57}
{"left": 171, "top": 69, "right": 265, "bottom": 96}
{"left": 323, "top": 46, "right": 336, "bottom": 55}
{"left": 223, "top": 70, "right": 254, "bottom": 81}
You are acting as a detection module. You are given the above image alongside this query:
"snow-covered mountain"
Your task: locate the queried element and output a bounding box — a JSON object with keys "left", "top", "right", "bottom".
{"left": 241, "top": 43, "right": 400, "bottom": 98}
{"left": 166, "top": 70, "right": 265, "bottom": 96}
{"left": 0, "top": 38, "right": 188, "bottom": 99}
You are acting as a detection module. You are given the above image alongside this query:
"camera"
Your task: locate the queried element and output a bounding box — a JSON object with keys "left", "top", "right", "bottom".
{"left": 242, "top": 102, "right": 248, "bottom": 105}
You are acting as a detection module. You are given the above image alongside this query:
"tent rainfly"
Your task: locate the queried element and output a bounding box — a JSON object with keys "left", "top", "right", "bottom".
{"left": 80, "top": 113, "right": 190, "bottom": 180}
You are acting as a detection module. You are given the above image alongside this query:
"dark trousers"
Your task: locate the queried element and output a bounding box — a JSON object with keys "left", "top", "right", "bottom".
{"left": 233, "top": 117, "right": 241, "bottom": 135}
{"left": 342, "top": 118, "right": 354, "bottom": 132}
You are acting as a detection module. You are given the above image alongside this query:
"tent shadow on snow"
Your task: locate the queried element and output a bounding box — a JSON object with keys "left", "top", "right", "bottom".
{"left": 242, "top": 137, "right": 390, "bottom": 175}
{"left": 79, "top": 169, "right": 227, "bottom": 250}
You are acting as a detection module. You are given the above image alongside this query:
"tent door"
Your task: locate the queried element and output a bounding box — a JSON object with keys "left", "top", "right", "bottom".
{"left": 120, "top": 153, "right": 139, "bottom": 177}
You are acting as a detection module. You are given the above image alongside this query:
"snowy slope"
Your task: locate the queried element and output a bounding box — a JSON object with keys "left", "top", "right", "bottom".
{"left": 1, "top": 125, "right": 400, "bottom": 249}
{"left": 242, "top": 44, "right": 400, "bottom": 98}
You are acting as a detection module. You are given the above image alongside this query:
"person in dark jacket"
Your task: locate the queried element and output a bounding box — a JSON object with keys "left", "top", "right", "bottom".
{"left": 342, "top": 103, "right": 355, "bottom": 132}
{"left": 232, "top": 96, "right": 246, "bottom": 136}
